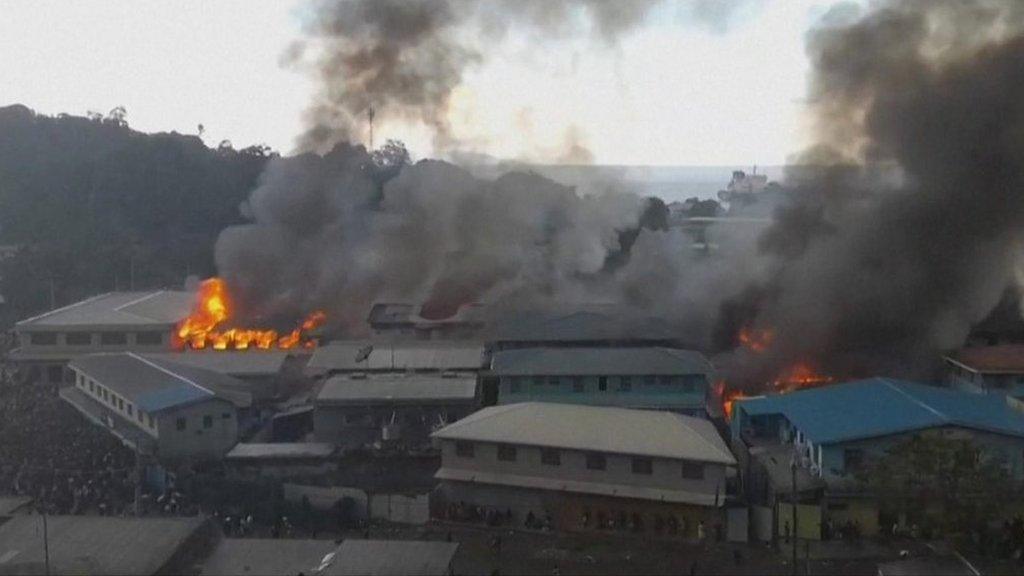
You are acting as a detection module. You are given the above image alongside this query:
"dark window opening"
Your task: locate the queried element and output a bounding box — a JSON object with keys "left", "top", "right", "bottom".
{"left": 65, "top": 332, "right": 92, "bottom": 345}
{"left": 497, "top": 444, "right": 517, "bottom": 462}
{"left": 586, "top": 453, "right": 607, "bottom": 471}
{"left": 572, "top": 377, "right": 585, "bottom": 393}
{"left": 455, "top": 441, "right": 475, "bottom": 458}
{"left": 176, "top": 417, "right": 187, "bottom": 431}
{"left": 203, "top": 415, "right": 213, "bottom": 429}
{"left": 541, "top": 448, "right": 561, "bottom": 466}
{"left": 30, "top": 333, "right": 57, "bottom": 346}
{"left": 100, "top": 332, "right": 128, "bottom": 345}
{"left": 618, "top": 376, "right": 632, "bottom": 391}
{"left": 632, "top": 457, "right": 653, "bottom": 475}
{"left": 598, "top": 377, "right": 608, "bottom": 392}
{"left": 135, "top": 332, "right": 164, "bottom": 345}
{"left": 644, "top": 375, "right": 656, "bottom": 385}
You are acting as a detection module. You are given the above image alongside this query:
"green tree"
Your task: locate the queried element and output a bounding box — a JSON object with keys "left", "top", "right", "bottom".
{"left": 855, "top": 434, "right": 1019, "bottom": 538}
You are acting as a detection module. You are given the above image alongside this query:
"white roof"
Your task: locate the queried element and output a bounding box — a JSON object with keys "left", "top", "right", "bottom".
{"left": 317, "top": 374, "right": 478, "bottom": 404}
{"left": 226, "top": 443, "right": 335, "bottom": 460}
{"left": 16, "top": 291, "right": 193, "bottom": 329}
{"left": 142, "top": 351, "right": 288, "bottom": 377}
{"left": 433, "top": 402, "right": 735, "bottom": 464}
{"left": 306, "top": 340, "right": 485, "bottom": 374}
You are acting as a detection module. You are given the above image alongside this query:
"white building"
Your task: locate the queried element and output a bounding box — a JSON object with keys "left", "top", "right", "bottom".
{"left": 62, "top": 352, "right": 251, "bottom": 460}
{"left": 9, "top": 290, "right": 193, "bottom": 384}
{"left": 431, "top": 402, "right": 736, "bottom": 538}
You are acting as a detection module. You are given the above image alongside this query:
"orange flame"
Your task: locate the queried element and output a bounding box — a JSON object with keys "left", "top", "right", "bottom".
{"left": 174, "top": 278, "right": 326, "bottom": 351}
{"left": 738, "top": 327, "right": 775, "bottom": 353}
{"left": 771, "top": 362, "right": 833, "bottom": 392}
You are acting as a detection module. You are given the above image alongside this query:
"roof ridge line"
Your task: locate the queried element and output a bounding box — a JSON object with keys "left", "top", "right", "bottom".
{"left": 16, "top": 292, "right": 113, "bottom": 326}
{"left": 881, "top": 377, "right": 949, "bottom": 422}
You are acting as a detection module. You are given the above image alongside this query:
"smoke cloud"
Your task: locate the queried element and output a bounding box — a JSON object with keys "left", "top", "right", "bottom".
{"left": 288, "top": 0, "right": 757, "bottom": 154}
{"left": 216, "top": 0, "right": 1024, "bottom": 392}
{"left": 719, "top": 0, "right": 1024, "bottom": 384}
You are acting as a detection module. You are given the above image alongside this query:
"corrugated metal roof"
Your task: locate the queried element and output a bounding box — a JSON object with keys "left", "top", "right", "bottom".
{"left": 226, "top": 443, "right": 335, "bottom": 460}
{"left": 142, "top": 351, "right": 288, "bottom": 377}
{"left": 323, "top": 540, "right": 459, "bottom": 576}
{"left": 316, "top": 374, "right": 478, "bottom": 404}
{"left": 16, "top": 291, "right": 193, "bottom": 328}
{"left": 306, "top": 341, "right": 485, "bottom": 373}
{"left": 0, "top": 515, "right": 204, "bottom": 575}
{"left": 735, "top": 377, "right": 1024, "bottom": 445}
{"left": 69, "top": 352, "right": 251, "bottom": 413}
{"left": 200, "top": 539, "right": 338, "bottom": 576}
{"left": 490, "top": 347, "right": 712, "bottom": 376}
{"left": 434, "top": 402, "right": 735, "bottom": 464}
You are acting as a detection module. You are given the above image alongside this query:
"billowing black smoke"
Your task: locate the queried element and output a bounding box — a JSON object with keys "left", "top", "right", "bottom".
{"left": 286, "top": 0, "right": 757, "bottom": 154}
{"left": 721, "top": 0, "right": 1024, "bottom": 385}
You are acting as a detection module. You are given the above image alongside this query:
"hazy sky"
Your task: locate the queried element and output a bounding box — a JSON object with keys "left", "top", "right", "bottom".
{"left": 0, "top": 0, "right": 845, "bottom": 166}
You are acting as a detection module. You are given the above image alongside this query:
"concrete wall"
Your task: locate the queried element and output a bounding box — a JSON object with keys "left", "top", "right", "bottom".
{"left": 156, "top": 399, "right": 238, "bottom": 460}
{"left": 498, "top": 374, "right": 707, "bottom": 412}
{"left": 439, "top": 439, "right": 727, "bottom": 499}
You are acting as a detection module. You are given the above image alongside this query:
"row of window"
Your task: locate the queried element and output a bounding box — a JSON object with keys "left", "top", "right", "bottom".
{"left": 175, "top": 412, "right": 232, "bottom": 432}
{"left": 507, "top": 375, "right": 698, "bottom": 394}
{"left": 454, "top": 441, "right": 705, "bottom": 479}
{"left": 28, "top": 331, "right": 164, "bottom": 346}
{"left": 77, "top": 372, "right": 155, "bottom": 430}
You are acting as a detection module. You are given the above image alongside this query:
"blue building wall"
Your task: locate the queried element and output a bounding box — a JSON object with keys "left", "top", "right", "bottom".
{"left": 497, "top": 374, "right": 708, "bottom": 414}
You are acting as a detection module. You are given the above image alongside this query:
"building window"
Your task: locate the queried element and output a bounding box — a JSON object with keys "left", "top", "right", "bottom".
{"left": 586, "top": 453, "right": 607, "bottom": 471}
{"left": 618, "top": 376, "right": 632, "bottom": 392}
{"left": 572, "top": 377, "right": 584, "bottom": 393}
{"left": 176, "top": 417, "right": 187, "bottom": 431}
{"left": 497, "top": 444, "right": 517, "bottom": 462}
{"left": 30, "top": 332, "right": 57, "bottom": 346}
{"left": 644, "top": 375, "right": 656, "bottom": 386}
{"left": 100, "top": 332, "right": 128, "bottom": 345}
{"left": 681, "top": 461, "right": 704, "bottom": 480}
{"left": 532, "top": 376, "right": 544, "bottom": 387}
{"left": 137, "top": 410, "right": 144, "bottom": 424}
{"left": 117, "top": 398, "right": 124, "bottom": 411}
{"left": 222, "top": 412, "right": 231, "bottom": 419}
{"left": 455, "top": 441, "right": 475, "bottom": 458}
{"left": 127, "top": 404, "right": 133, "bottom": 417}
{"left": 88, "top": 381, "right": 94, "bottom": 392}
{"left": 509, "top": 377, "right": 522, "bottom": 393}
{"left": 135, "top": 331, "right": 164, "bottom": 345}
{"left": 547, "top": 376, "right": 559, "bottom": 386}
{"left": 681, "top": 378, "right": 696, "bottom": 393}
{"left": 65, "top": 332, "right": 92, "bottom": 345}
{"left": 658, "top": 375, "right": 673, "bottom": 385}
{"left": 598, "top": 376, "right": 608, "bottom": 392}
{"left": 203, "top": 415, "right": 213, "bottom": 429}
{"left": 77, "top": 374, "right": 85, "bottom": 387}
{"left": 47, "top": 365, "right": 63, "bottom": 383}
{"left": 632, "top": 457, "right": 653, "bottom": 475}
{"left": 147, "top": 414, "right": 155, "bottom": 428}
{"left": 844, "top": 449, "right": 864, "bottom": 471}
{"left": 541, "top": 448, "right": 561, "bottom": 466}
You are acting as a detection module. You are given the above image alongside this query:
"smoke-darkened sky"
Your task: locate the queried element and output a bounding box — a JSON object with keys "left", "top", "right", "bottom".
{"left": 0, "top": 0, "right": 842, "bottom": 165}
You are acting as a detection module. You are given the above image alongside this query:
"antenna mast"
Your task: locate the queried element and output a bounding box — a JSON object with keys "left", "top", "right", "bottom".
{"left": 368, "top": 106, "right": 376, "bottom": 150}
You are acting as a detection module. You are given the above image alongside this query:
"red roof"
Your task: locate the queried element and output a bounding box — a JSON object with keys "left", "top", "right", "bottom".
{"left": 948, "top": 345, "right": 1024, "bottom": 374}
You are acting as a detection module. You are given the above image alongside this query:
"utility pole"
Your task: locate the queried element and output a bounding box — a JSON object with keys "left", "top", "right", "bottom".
{"left": 42, "top": 511, "right": 50, "bottom": 576}
{"left": 790, "top": 457, "right": 798, "bottom": 576}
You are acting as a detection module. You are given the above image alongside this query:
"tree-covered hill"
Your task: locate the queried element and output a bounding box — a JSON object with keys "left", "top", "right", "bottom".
{"left": 0, "top": 104, "right": 273, "bottom": 326}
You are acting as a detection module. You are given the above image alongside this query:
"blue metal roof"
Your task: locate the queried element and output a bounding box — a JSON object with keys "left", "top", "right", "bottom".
{"left": 735, "top": 377, "right": 1024, "bottom": 445}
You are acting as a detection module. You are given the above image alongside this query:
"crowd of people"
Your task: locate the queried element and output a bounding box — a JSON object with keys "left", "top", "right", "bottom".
{"left": 0, "top": 365, "right": 136, "bottom": 515}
